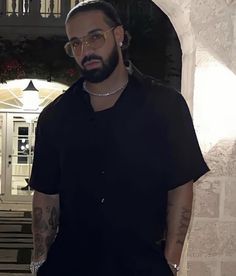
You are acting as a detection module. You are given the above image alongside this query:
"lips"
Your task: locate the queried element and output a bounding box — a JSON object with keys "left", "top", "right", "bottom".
{"left": 83, "top": 60, "right": 101, "bottom": 70}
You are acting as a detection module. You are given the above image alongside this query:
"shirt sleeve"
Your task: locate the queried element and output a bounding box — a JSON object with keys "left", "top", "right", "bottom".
{"left": 29, "top": 112, "right": 60, "bottom": 194}
{"left": 165, "top": 92, "right": 209, "bottom": 190}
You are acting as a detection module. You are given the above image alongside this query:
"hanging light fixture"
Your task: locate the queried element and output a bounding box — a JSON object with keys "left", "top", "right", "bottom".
{"left": 22, "top": 80, "right": 39, "bottom": 110}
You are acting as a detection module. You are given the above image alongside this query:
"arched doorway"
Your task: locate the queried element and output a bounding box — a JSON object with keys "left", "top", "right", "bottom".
{"left": 152, "top": 0, "right": 196, "bottom": 111}
{"left": 149, "top": 2, "right": 196, "bottom": 275}
{"left": 0, "top": 79, "right": 68, "bottom": 205}
{"left": 108, "top": 0, "right": 182, "bottom": 92}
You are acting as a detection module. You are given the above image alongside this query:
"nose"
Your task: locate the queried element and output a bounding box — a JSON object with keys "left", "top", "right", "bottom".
{"left": 80, "top": 41, "right": 94, "bottom": 59}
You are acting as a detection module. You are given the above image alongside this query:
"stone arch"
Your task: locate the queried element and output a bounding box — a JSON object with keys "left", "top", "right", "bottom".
{"left": 151, "top": 2, "right": 195, "bottom": 274}
{"left": 152, "top": 0, "right": 195, "bottom": 113}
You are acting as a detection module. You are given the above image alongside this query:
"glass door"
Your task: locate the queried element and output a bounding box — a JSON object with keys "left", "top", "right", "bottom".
{"left": 0, "top": 113, "right": 6, "bottom": 196}
{"left": 4, "top": 113, "right": 38, "bottom": 202}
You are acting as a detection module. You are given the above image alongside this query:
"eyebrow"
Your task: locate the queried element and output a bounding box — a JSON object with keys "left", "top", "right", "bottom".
{"left": 69, "top": 28, "right": 103, "bottom": 42}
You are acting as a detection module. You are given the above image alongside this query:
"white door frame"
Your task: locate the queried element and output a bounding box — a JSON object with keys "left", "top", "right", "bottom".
{"left": 0, "top": 111, "right": 39, "bottom": 204}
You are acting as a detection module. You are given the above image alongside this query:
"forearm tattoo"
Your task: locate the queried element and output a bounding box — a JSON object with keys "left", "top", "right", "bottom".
{"left": 34, "top": 233, "right": 46, "bottom": 259}
{"left": 45, "top": 207, "right": 58, "bottom": 249}
{"left": 33, "top": 206, "right": 58, "bottom": 256}
{"left": 33, "top": 207, "right": 48, "bottom": 232}
{"left": 176, "top": 207, "right": 192, "bottom": 245}
{"left": 46, "top": 232, "right": 56, "bottom": 250}
{"left": 48, "top": 207, "right": 58, "bottom": 231}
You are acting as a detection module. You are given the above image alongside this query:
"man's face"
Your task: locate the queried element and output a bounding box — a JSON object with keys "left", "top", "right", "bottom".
{"left": 79, "top": 39, "right": 119, "bottom": 83}
{"left": 65, "top": 10, "right": 122, "bottom": 83}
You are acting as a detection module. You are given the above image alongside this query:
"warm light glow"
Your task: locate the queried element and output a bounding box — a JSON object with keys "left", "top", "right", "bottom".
{"left": 194, "top": 56, "right": 236, "bottom": 151}
{"left": 22, "top": 80, "right": 39, "bottom": 111}
{"left": 4, "top": 79, "right": 68, "bottom": 92}
{"left": 0, "top": 79, "right": 68, "bottom": 111}
{"left": 22, "top": 89, "right": 39, "bottom": 110}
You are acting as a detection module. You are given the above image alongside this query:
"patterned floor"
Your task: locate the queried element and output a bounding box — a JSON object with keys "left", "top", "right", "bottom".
{"left": 0, "top": 211, "right": 32, "bottom": 275}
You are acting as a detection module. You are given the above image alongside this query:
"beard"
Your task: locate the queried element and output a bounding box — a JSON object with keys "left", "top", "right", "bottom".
{"left": 80, "top": 45, "right": 119, "bottom": 83}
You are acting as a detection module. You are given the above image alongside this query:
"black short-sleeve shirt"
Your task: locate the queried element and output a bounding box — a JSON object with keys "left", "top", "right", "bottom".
{"left": 30, "top": 73, "right": 209, "bottom": 275}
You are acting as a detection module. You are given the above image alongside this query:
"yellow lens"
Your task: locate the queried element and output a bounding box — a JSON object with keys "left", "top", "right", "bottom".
{"left": 64, "top": 43, "right": 74, "bottom": 58}
{"left": 71, "top": 39, "right": 83, "bottom": 57}
{"left": 86, "top": 33, "right": 105, "bottom": 50}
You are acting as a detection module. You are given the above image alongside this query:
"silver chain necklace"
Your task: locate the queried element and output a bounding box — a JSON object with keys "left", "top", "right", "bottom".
{"left": 83, "top": 80, "right": 128, "bottom": 97}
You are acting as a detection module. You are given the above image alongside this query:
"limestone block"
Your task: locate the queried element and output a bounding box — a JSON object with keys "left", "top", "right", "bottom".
{"left": 187, "top": 261, "right": 218, "bottom": 276}
{"left": 188, "top": 220, "right": 220, "bottom": 257}
{"left": 219, "top": 222, "right": 236, "bottom": 258}
{"left": 190, "top": 0, "right": 234, "bottom": 73}
{"left": 221, "top": 261, "right": 236, "bottom": 276}
{"left": 224, "top": 178, "right": 236, "bottom": 218}
{"left": 231, "top": 12, "right": 236, "bottom": 72}
{"left": 204, "top": 140, "right": 236, "bottom": 177}
{"left": 227, "top": 142, "right": 236, "bottom": 177}
{"left": 189, "top": 220, "right": 236, "bottom": 259}
{"left": 193, "top": 178, "right": 221, "bottom": 218}
{"left": 191, "top": 0, "right": 228, "bottom": 22}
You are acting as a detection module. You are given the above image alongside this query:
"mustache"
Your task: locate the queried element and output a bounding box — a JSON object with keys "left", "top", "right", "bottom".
{"left": 82, "top": 55, "right": 102, "bottom": 66}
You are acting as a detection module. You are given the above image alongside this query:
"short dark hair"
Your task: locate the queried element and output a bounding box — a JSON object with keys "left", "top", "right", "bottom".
{"left": 65, "top": 0, "right": 122, "bottom": 27}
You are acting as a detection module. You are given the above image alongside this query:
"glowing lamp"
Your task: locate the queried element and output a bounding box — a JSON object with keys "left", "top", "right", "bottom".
{"left": 22, "top": 80, "right": 39, "bottom": 110}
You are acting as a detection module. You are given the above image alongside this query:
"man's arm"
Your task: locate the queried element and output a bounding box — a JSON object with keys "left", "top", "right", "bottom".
{"left": 31, "top": 191, "right": 59, "bottom": 262}
{"left": 164, "top": 181, "right": 193, "bottom": 274}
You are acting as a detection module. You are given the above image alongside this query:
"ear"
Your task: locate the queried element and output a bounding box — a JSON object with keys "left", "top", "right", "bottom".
{"left": 114, "top": 25, "right": 125, "bottom": 47}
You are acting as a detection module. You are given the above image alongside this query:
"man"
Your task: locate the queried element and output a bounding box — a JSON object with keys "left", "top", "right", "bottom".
{"left": 29, "top": 1, "right": 209, "bottom": 275}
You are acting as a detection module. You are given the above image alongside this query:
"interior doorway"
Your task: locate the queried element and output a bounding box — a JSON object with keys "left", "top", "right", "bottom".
{"left": 0, "top": 112, "right": 39, "bottom": 203}
{"left": 0, "top": 79, "right": 67, "bottom": 209}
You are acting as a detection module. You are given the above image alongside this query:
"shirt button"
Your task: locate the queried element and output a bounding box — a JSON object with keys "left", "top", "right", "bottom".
{"left": 101, "top": 171, "right": 105, "bottom": 175}
{"left": 101, "top": 198, "right": 105, "bottom": 203}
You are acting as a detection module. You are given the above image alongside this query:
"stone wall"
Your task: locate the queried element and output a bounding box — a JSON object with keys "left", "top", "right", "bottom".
{"left": 188, "top": 140, "right": 236, "bottom": 276}
{"left": 153, "top": 1, "right": 236, "bottom": 275}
